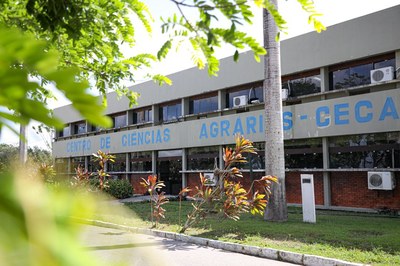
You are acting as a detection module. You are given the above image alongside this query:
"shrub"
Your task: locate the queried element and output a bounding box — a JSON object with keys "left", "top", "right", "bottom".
{"left": 105, "top": 178, "right": 133, "bottom": 199}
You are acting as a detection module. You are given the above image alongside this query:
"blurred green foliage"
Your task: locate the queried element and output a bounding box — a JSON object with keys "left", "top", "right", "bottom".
{"left": 0, "top": 170, "right": 98, "bottom": 266}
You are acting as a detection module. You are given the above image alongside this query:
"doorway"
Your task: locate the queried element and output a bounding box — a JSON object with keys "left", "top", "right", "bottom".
{"left": 157, "top": 149, "right": 182, "bottom": 195}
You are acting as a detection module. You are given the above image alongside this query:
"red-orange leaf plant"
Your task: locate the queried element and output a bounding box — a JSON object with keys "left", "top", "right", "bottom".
{"left": 92, "top": 150, "right": 115, "bottom": 191}
{"left": 140, "top": 174, "right": 166, "bottom": 227}
{"left": 179, "top": 134, "right": 277, "bottom": 233}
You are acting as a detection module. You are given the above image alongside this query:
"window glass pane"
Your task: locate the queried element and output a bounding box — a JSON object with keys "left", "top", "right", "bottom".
{"left": 161, "top": 103, "right": 182, "bottom": 122}
{"left": 187, "top": 146, "right": 219, "bottom": 170}
{"left": 60, "top": 126, "right": 70, "bottom": 137}
{"left": 71, "top": 157, "right": 85, "bottom": 172}
{"left": 284, "top": 139, "right": 323, "bottom": 169}
{"left": 287, "top": 75, "right": 321, "bottom": 97}
{"left": 55, "top": 158, "right": 69, "bottom": 173}
{"left": 108, "top": 154, "right": 126, "bottom": 172}
{"left": 88, "top": 156, "right": 100, "bottom": 172}
{"left": 189, "top": 95, "right": 218, "bottom": 115}
{"left": 114, "top": 114, "right": 127, "bottom": 128}
{"left": 130, "top": 151, "right": 152, "bottom": 171}
{"left": 76, "top": 123, "right": 86, "bottom": 134}
{"left": 331, "top": 68, "right": 350, "bottom": 90}
{"left": 349, "top": 63, "right": 373, "bottom": 87}
{"left": 374, "top": 58, "right": 395, "bottom": 69}
{"left": 329, "top": 133, "right": 398, "bottom": 168}
{"left": 134, "top": 108, "right": 152, "bottom": 124}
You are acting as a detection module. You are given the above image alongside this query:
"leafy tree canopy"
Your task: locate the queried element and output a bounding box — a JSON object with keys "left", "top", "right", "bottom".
{"left": 0, "top": 0, "right": 324, "bottom": 132}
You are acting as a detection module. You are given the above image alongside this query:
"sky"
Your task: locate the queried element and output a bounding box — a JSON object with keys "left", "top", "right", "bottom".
{"left": 1, "top": 0, "right": 400, "bottom": 150}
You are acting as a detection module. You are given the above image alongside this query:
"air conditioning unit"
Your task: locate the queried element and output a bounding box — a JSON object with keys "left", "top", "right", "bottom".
{"left": 203, "top": 172, "right": 217, "bottom": 186}
{"left": 367, "top": 171, "right": 395, "bottom": 190}
{"left": 233, "top": 95, "right": 248, "bottom": 107}
{"left": 370, "top": 66, "right": 394, "bottom": 84}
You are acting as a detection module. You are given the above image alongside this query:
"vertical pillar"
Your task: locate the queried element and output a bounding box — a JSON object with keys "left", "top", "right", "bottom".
{"left": 67, "top": 157, "right": 71, "bottom": 175}
{"left": 126, "top": 153, "right": 130, "bottom": 180}
{"left": 218, "top": 145, "right": 224, "bottom": 169}
{"left": 152, "top": 105, "right": 159, "bottom": 125}
{"left": 322, "top": 137, "right": 331, "bottom": 207}
{"left": 218, "top": 90, "right": 227, "bottom": 112}
{"left": 320, "top": 67, "right": 330, "bottom": 94}
{"left": 152, "top": 150, "right": 157, "bottom": 175}
{"left": 84, "top": 156, "right": 89, "bottom": 171}
{"left": 182, "top": 148, "right": 187, "bottom": 189}
{"left": 395, "top": 50, "right": 400, "bottom": 81}
{"left": 182, "top": 98, "right": 189, "bottom": 117}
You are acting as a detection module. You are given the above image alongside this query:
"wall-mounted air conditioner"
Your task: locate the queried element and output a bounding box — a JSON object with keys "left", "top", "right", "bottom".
{"left": 203, "top": 172, "right": 217, "bottom": 186}
{"left": 367, "top": 171, "right": 395, "bottom": 190}
{"left": 370, "top": 66, "right": 394, "bottom": 84}
{"left": 233, "top": 95, "right": 248, "bottom": 107}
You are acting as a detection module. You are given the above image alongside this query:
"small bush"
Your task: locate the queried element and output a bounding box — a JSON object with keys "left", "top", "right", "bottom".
{"left": 105, "top": 178, "right": 133, "bottom": 199}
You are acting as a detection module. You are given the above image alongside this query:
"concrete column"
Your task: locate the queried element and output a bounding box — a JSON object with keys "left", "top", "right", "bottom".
{"left": 152, "top": 105, "right": 159, "bottom": 125}
{"left": 322, "top": 137, "right": 331, "bottom": 207}
{"left": 125, "top": 153, "right": 130, "bottom": 180}
{"left": 125, "top": 110, "right": 132, "bottom": 126}
{"left": 182, "top": 98, "right": 190, "bottom": 116}
{"left": 395, "top": 50, "right": 400, "bottom": 81}
{"left": 320, "top": 67, "right": 330, "bottom": 93}
{"left": 152, "top": 150, "right": 157, "bottom": 175}
{"left": 218, "top": 90, "right": 227, "bottom": 111}
{"left": 219, "top": 145, "right": 224, "bottom": 169}
{"left": 182, "top": 148, "right": 187, "bottom": 189}
{"left": 84, "top": 156, "right": 89, "bottom": 171}
{"left": 67, "top": 157, "right": 71, "bottom": 174}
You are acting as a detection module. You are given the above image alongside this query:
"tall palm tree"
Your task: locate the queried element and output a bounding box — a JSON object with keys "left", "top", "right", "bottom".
{"left": 263, "top": 0, "right": 288, "bottom": 222}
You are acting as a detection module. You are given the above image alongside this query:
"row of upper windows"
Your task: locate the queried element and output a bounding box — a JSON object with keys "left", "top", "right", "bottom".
{"left": 57, "top": 54, "right": 396, "bottom": 138}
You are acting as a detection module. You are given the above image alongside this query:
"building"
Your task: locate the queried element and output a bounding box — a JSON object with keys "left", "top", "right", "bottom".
{"left": 53, "top": 6, "right": 400, "bottom": 212}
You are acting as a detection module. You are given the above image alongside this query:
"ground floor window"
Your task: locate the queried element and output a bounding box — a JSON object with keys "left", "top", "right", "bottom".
{"left": 71, "top": 156, "right": 85, "bottom": 172}
{"left": 108, "top": 153, "right": 126, "bottom": 172}
{"left": 329, "top": 132, "right": 400, "bottom": 168}
{"left": 187, "top": 146, "right": 219, "bottom": 170}
{"left": 284, "top": 138, "right": 323, "bottom": 169}
{"left": 130, "top": 151, "right": 152, "bottom": 172}
{"left": 55, "top": 158, "right": 69, "bottom": 173}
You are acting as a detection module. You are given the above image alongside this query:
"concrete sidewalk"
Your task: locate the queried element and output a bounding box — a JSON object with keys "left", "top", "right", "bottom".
{"left": 80, "top": 224, "right": 295, "bottom": 266}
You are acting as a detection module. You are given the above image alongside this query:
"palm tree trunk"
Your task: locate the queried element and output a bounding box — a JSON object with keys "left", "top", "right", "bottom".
{"left": 263, "top": 1, "right": 288, "bottom": 222}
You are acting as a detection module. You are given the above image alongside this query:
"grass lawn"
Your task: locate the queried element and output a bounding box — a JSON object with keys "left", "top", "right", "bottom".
{"left": 94, "top": 201, "right": 400, "bottom": 265}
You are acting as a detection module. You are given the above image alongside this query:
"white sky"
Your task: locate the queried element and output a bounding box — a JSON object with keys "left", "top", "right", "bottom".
{"left": 1, "top": 0, "right": 400, "bottom": 149}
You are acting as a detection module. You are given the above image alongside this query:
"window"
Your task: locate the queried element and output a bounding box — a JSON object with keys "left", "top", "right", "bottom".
{"left": 112, "top": 113, "right": 127, "bottom": 128}
{"left": 88, "top": 156, "right": 100, "bottom": 172}
{"left": 73, "top": 122, "right": 86, "bottom": 135}
{"left": 284, "top": 139, "right": 323, "bottom": 169}
{"left": 187, "top": 146, "right": 219, "bottom": 170}
{"left": 241, "top": 142, "right": 265, "bottom": 170}
{"left": 133, "top": 108, "right": 152, "bottom": 124}
{"left": 159, "top": 102, "right": 182, "bottom": 122}
{"left": 329, "top": 54, "right": 395, "bottom": 90}
{"left": 329, "top": 133, "right": 400, "bottom": 169}
{"left": 130, "top": 151, "right": 152, "bottom": 172}
{"left": 108, "top": 153, "right": 126, "bottom": 172}
{"left": 189, "top": 95, "right": 218, "bottom": 115}
{"left": 71, "top": 157, "right": 85, "bottom": 172}
{"left": 59, "top": 125, "right": 70, "bottom": 137}
{"left": 55, "top": 158, "right": 69, "bottom": 173}
{"left": 226, "top": 85, "right": 263, "bottom": 108}
{"left": 282, "top": 74, "right": 321, "bottom": 97}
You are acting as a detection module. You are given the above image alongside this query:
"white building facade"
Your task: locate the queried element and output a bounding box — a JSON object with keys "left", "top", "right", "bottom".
{"left": 53, "top": 6, "right": 400, "bottom": 212}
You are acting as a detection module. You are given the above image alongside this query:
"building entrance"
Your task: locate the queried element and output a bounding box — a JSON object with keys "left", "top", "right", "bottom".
{"left": 157, "top": 149, "right": 182, "bottom": 195}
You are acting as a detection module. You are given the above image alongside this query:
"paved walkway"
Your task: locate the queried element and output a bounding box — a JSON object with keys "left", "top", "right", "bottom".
{"left": 80, "top": 224, "right": 295, "bottom": 266}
